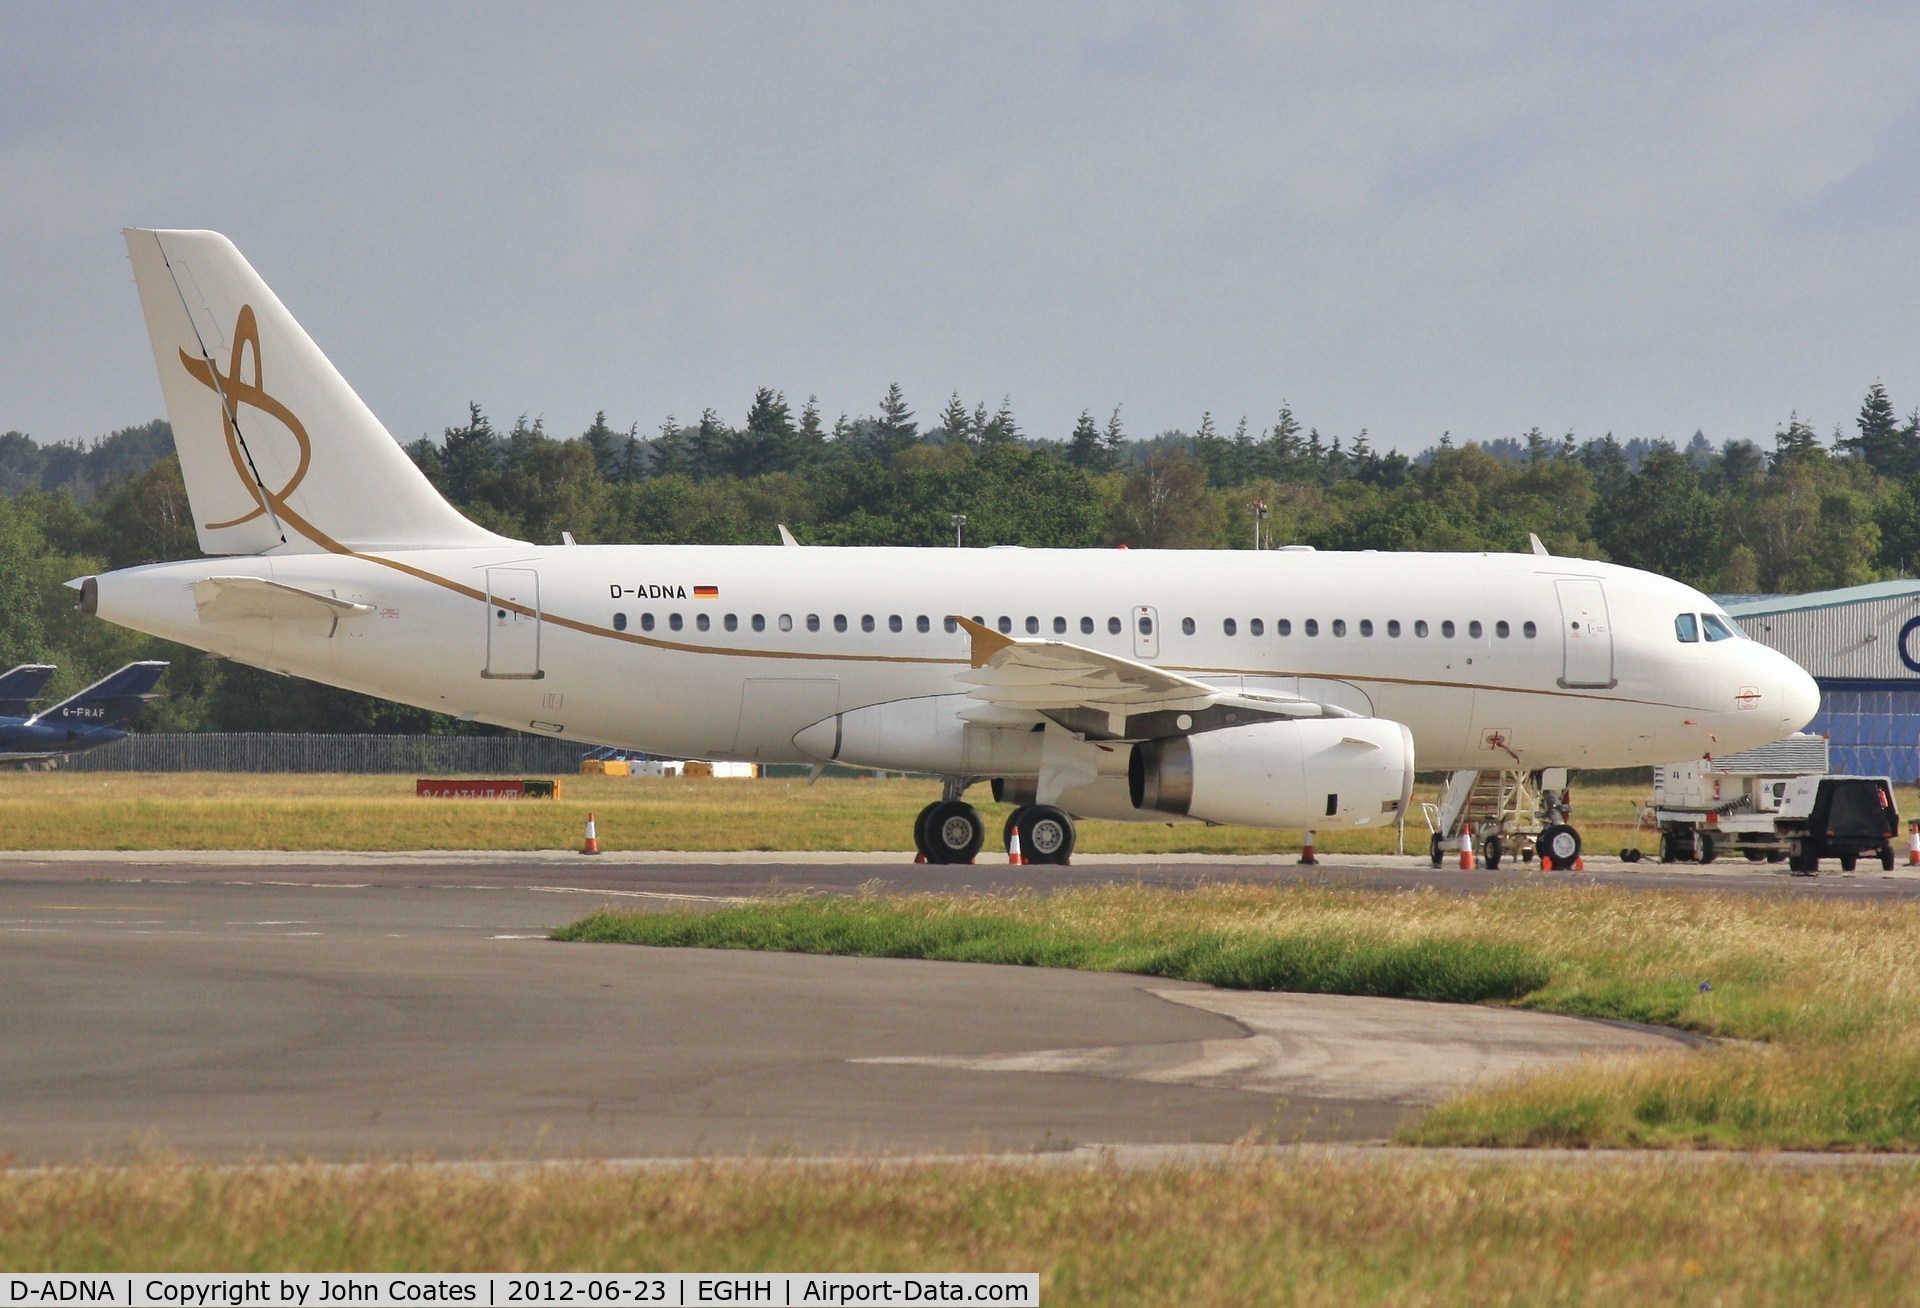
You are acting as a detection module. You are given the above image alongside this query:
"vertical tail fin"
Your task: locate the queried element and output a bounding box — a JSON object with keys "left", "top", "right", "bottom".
{"left": 0, "top": 664, "right": 57, "bottom": 718}
{"left": 33, "top": 661, "right": 169, "bottom": 731}
{"left": 124, "top": 229, "right": 516, "bottom": 555}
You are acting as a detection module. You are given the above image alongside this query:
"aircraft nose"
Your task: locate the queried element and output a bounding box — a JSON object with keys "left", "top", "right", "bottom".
{"left": 1778, "top": 656, "right": 1822, "bottom": 732}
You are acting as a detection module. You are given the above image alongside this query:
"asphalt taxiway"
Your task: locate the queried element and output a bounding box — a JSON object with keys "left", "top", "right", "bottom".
{"left": 3, "top": 850, "right": 1892, "bottom": 1164}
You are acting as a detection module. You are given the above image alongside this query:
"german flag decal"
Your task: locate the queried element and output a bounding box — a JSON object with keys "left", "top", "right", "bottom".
{"left": 694, "top": 585, "right": 719, "bottom": 599}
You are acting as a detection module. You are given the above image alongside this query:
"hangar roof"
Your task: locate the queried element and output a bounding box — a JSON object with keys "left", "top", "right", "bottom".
{"left": 1722, "top": 580, "right": 1920, "bottom": 618}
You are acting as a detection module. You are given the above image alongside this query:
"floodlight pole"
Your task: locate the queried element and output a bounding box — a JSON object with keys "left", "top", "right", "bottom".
{"left": 951, "top": 514, "right": 966, "bottom": 548}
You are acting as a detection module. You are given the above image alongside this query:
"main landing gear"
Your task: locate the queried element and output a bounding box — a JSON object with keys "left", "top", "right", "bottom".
{"left": 911, "top": 797, "right": 1077, "bottom": 864}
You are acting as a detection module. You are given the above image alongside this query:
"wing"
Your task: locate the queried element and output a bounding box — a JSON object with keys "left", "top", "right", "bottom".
{"left": 949, "top": 616, "right": 1353, "bottom": 740}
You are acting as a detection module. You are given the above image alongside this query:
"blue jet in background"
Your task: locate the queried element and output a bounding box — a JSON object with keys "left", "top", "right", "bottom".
{"left": 0, "top": 661, "right": 168, "bottom": 766}
{"left": 0, "top": 664, "right": 58, "bottom": 718}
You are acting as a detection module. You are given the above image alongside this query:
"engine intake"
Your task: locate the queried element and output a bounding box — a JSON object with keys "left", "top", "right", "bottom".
{"left": 1129, "top": 717, "right": 1415, "bottom": 829}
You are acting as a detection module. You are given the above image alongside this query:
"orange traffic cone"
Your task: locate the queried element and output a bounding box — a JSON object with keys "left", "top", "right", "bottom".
{"left": 1458, "top": 821, "right": 1475, "bottom": 870}
{"left": 1909, "top": 822, "right": 1919, "bottom": 867}
{"left": 914, "top": 850, "right": 928, "bottom": 864}
{"left": 1298, "top": 829, "right": 1319, "bottom": 866}
{"left": 580, "top": 812, "right": 601, "bottom": 856}
{"left": 1008, "top": 828, "right": 1025, "bottom": 866}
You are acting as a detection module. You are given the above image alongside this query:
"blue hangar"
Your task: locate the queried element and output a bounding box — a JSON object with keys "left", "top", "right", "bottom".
{"left": 1725, "top": 581, "right": 1920, "bottom": 783}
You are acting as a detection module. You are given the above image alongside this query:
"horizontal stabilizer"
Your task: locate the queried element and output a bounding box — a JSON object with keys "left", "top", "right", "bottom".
{"left": 193, "top": 575, "right": 375, "bottom": 624}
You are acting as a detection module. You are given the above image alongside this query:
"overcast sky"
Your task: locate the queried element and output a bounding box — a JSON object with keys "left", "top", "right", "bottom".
{"left": 5, "top": 2, "right": 1920, "bottom": 456}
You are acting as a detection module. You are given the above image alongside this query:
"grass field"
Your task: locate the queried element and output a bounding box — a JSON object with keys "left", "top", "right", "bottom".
{"left": 0, "top": 771, "right": 1698, "bottom": 853}
{"left": 4, "top": 1155, "right": 1918, "bottom": 1304}
{"left": 560, "top": 882, "right": 1920, "bottom": 1151}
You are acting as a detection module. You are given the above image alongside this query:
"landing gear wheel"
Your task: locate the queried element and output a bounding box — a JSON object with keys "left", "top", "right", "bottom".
{"left": 1429, "top": 833, "right": 1444, "bottom": 868}
{"left": 912, "top": 801, "right": 943, "bottom": 861}
{"left": 1539, "top": 823, "right": 1581, "bottom": 871}
{"left": 1839, "top": 852, "right": 1858, "bottom": 873}
{"left": 923, "top": 801, "right": 984, "bottom": 864}
{"left": 1483, "top": 836, "right": 1504, "bottom": 870}
{"left": 1010, "top": 804, "right": 1076, "bottom": 865}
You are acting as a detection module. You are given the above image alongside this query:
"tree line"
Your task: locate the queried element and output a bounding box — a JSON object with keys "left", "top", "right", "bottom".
{"left": 0, "top": 380, "right": 1915, "bottom": 734}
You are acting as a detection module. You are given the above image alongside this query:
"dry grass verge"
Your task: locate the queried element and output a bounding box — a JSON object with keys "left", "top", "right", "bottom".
{"left": 0, "top": 772, "right": 1740, "bottom": 853}
{"left": 4, "top": 1155, "right": 1919, "bottom": 1304}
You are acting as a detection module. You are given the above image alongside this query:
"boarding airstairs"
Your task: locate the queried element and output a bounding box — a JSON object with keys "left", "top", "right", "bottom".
{"left": 1420, "top": 767, "right": 1569, "bottom": 868}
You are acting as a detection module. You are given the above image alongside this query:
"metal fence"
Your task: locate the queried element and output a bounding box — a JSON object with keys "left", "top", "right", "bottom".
{"left": 61, "top": 733, "right": 592, "bottom": 774}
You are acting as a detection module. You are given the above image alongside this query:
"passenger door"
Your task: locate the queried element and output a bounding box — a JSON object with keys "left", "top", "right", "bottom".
{"left": 1132, "top": 605, "right": 1160, "bottom": 660}
{"left": 483, "top": 567, "right": 544, "bottom": 680}
{"left": 1555, "top": 578, "right": 1614, "bottom": 689}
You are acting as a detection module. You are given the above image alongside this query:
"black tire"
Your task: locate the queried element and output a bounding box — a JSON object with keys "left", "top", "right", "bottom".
{"left": 1483, "top": 836, "right": 1503, "bottom": 870}
{"left": 1789, "top": 850, "right": 1818, "bottom": 875}
{"left": 1620, "top": 848, "right": 1642, "bottom": 863}
{"left": 1429, "top": 833, "right": 1444, "bottom": 868}
{"left": 1013, "top": 804, "right": 1076, "bottom": 865}
{"left": 1658, "top": 831, "right": 1677, "bottom": 864}
{"left": 1882, "top": 843, "right": 1898, "bottom": 872}
{"left": 924, "top": 801, "right": 985, "bottom": 864}
{"left": 1699, "top": 833, "right": 1717, "bottom": 865}
{"left": 912, "top": 801, "right": 943, "bottom": 861}
{"left": 1744, "top": 850, "right": 1766, "bottom": 862}
{"left": 1539, "top": 823, "right": 1581, "bottom": 870}
{"left": 1839, "top": 851, "right": 1858, "bottom": 873}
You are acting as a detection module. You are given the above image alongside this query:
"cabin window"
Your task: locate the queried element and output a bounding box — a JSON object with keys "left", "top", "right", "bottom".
{"left": 1359, "top": 619, "right": 1374, "bottom": 637}
{"left": 1675, "top": 614, "right": 1699, "bottom": 642}
{"left": 1703, "top": 613, "right": 1738, "bottom": 642}
{"left": 669, "top": 613, "right": 683, "bottom": 632}
{"left": 1223, "top": 618, "right": 1238, "bottom": 636}
{"left": 1025, "top": 616, "right": 1040, "bottom": 635}
{"left": 1441, "top": 620, "right": 1455, "bottom": 638}
{"left": 1495, "top": 620, "right": 1509, "bottom": 638}
{"left": 1138, "top": 614, "right": 1154, "bottom": 635}
{"left": 1523, "top": 620, "right": 1537, "bottom": 638}
{"left": 834, "top": 615, "right": 848, "bottom": 633}
{"left": 997, "top": 616, "right": 1013, "bottom": 634}
{"left": 695, "top": 613, "right": 710, "bottom": 632}
{"left": 861, "top": 615, "right": 875, "bottom": 633}
{"left": 724, "top": 613, "right": 738, "bottom": 632}
{"left": 915, "top": 615, "right": 928, "bottom": 633}
{"left": 1053, "top": 616, "right": 1067, "bottom": 634}
{"left": 1249, "top": 618, "right": 1265, "bottom": 636}
{"left": 1468, "top": 620, "right": 1482, "bottom": 639}
{"left": 1388, "top": 619, "right": 1401, "bottom": 637}
{"left": 612, "top": 612, "right": 627, "bottom": 632}
{"left": 1305, "top": 619, "right": 1320, "bottom": 636}
{"left": 887, "top": 615, "right": 901, "bottom": 633}
{"left": 1108, "top": 617, "right": 1123, "bottom": 635}
{"left": 640, "top": 613, "right": 655, "bottom": 632}
{"left": 779, "top": 614, "right": 792, "bottom": 632}
{"left": 1081, "top": 617, "right": 1095, "bottom": 635}
{"left": 943, "top": 616, "right": 958, "bottom": 633}
{"left": 1182, "top": 617, "right": 1196, "bottom": 635}
{"left": 752, "top": 614, "right": 766, "bottom": 632}
{"left": 806, "top": 614, "right": 820, "bottom": 632}
{"left": 1415, "top": 620, "right": 1429, "bottom": 637}
{"left": 1332, "top": 619, "right": 1347, "bottom": 637}
{"left": 1277, "top": 619, "right": 1292, "bottom": 636}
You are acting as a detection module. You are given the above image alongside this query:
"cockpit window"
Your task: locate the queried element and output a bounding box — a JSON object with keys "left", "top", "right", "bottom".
{"left": 1675, "top": 613, "right": 1699, "bottom": 643}
{"left": 1702, "top": 613, "right": 1737, "bottom": 642}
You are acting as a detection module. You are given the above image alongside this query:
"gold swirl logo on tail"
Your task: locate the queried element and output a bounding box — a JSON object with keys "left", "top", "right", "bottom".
{"left": 178, "top": 304, "right": 312, "bottom": 531}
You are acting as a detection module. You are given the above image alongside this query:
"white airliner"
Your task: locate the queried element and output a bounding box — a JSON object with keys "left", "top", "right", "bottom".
{"left": 79, "top": 229, "right": 1820, "bottom": 864}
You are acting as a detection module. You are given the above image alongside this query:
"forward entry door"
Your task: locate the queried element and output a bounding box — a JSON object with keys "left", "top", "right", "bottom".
{"left": 483, "top": 567, "right": 544, "bottom": 680}
{"left": 1554, "top": 577, "right": 1614, "bottom": 689}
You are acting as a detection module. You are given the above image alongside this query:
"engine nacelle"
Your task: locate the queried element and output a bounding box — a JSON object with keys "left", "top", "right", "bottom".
{"left": 993, "top": 775, "right": 1187, "bottom": 823}
{"left": 1129, "top": 717, "right": 1415, "bottom": 829}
